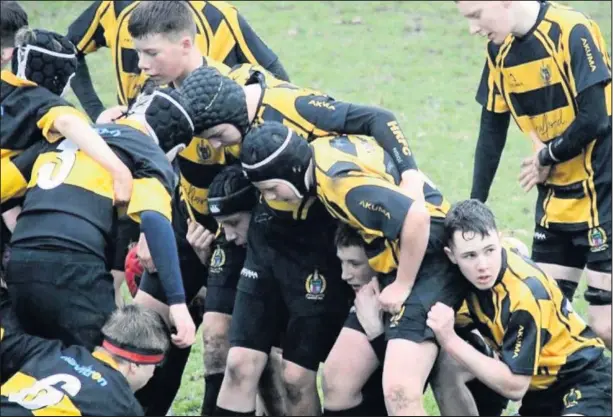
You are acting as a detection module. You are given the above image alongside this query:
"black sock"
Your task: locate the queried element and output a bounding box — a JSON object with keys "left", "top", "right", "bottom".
{"left": 201, "top": 373, "right": 224, "bottom": 416}
{"left": 213, "top": 406, "right": 255, "bottom": 416}
{"left": 323, "top": 401, "right": 371, "bottom": 416}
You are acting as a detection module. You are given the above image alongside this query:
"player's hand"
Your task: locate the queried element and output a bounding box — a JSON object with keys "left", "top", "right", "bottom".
{"left": 519, "top": 132, "right": 551, "bottom": 192}
{"left": 186, "top": 219, "right": 215, "bottom": 266}
{"left": 378, "top": 280, "right": 411, "bottom": 315}
{"left": 96, "top": 105, "right": 128, "bottom": 124}
{"left": 399, "top": 169, "right": 425, "bottom": 202}
{"left": 111, "top": 165, "right": 133, "bottom": 207}
{"left": 136, "top": 233, "right": 157, "bottom": 273}
{"left": 355, "top": 277, "right": 385, "bottom": 340}
{"left": 426, "top": 302, "right": 456, "bottom": 348}
{"left": 169, "top": 303, "right": 196, "bottom": 348}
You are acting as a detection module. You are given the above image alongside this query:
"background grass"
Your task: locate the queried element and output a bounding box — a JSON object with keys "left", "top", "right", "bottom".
{"left": 20, "top": 1, "right": 611, "bottom": 415}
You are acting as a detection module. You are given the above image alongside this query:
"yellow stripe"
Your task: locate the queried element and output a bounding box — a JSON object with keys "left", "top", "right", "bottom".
{"left": 180, "top": 184, "right": 197, "bottom": 222}
{"left": 583, "top": 142, "right": 598, "bottom": 227}
{"left": 75, "top": 1, "right": 111, "bottom": 53}
{"left": 540, "top": 188, "right": 554, "bottom": 228}
{"left": 222, "top": 7, "right": 258, "bottom": 64}
{"left": 36, "top": 107, "right": 89, "bottom": 143}
{"left": 127, "top": 178, "right": 172, "bottom": 223}
{"left": 1, "top": 70, "right": 37, "bottom": 87}
{"left": 1, "top": 159, "right": 28, "bottom": 204}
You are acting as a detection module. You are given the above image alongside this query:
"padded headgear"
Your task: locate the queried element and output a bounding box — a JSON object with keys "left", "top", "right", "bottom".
{"left": 179, "top": 66, "right": 251, "bottom": 137}
{"left": 127, "top": 86, "right": 194, "bottom": 154}
{"left": 208, "top": 165, "right": 258, "bottom": 216}
{"left": 240, "top": 121, "right": 313, "bottom": 198}
{"left": 12, "top": 29, "right": 77, "bottom": 96}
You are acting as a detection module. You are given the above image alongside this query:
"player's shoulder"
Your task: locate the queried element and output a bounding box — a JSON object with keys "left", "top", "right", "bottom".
{"left": 545, "top": 1, "right": 594, "bottom": 28}
{"left": 94, "top": 122, "right": 167, "bottom": 161}
{"left": 503, "top": 248, "right": 553, "bottom": 306}
{"left": 1, "top": 71, "right": 64, "bottom": 106}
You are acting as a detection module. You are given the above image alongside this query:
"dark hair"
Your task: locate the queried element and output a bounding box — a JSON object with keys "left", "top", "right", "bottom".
{"left": 1, "top": 1, "right": 28, "bottom": 49}
{"left": 209, "top": 165, "right": 253, "bottom": 200}
{"left": 334, "top": 223, "right": 364, "bottom": 249}
{"left": 444, "top": 199, "right": 498, "bottom": 246}
{"left": 128, "top": 0, "right": 196, "bottom": 40}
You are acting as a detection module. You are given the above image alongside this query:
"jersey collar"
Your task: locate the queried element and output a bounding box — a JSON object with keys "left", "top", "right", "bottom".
{"left": 92, "top": 350, "right": 120, "bottom": 371}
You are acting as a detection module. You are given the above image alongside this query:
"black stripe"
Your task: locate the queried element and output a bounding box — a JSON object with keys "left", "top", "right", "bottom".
{"left": 545, "top": 19, "right": 562, "bottom": 48}
{"left": 120, "top": 48, "right": 140, "bottom": 75}
{"left": 202, "top": 3, "right": 224, "bottom": 33}
{"left": 508, "top": 83, "right": 568, "bottom": 117}
{"left": 177, "top": 157, "right": 225, "bottom": 189}
{"left": 114, "top": 7, "right": 134, "bottom": 104}
{"left": 329, "top": 136, "right": 358, "bottom": 156}
{"left": 83, "top": 2, "right": 111, "bottom": 54}
{"left": 551, "top": 182, "right": 586, "bottom": 200}
{"left": 504, "top": 37, "right": 550, "bottom": 68}
{"left": 259, "top": 105, "right": 314, "bottom": 139}
{"left": 184, "top": 2, "right": 210, "bottom": 56}
{"left": 500, "top": 281, "right": 511, "bottom": 326}
{"left": 113, "top": 0, "right": 134, "bottom": 19}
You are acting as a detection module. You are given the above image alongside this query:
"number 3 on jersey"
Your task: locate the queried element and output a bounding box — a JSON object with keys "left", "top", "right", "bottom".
{"left": 36, "top": 140, "right": 79, "bottom": 190}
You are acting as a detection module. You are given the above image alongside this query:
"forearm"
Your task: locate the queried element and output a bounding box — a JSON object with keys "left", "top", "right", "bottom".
{"left": 395, "top": 205, "right": 430, "bottom": 288}
{"left": 444, "top": 334, "right": 527, "bottom": 401}
{"left": 71, "top": 55, "right": 105, "bottom": 122}
{"left": 343, "top": 104, "right": 418, "bottom": 172}
{"left": 470, "top": 108, "right": 510, "bottom": 202}
{"left": 140, "top": 211, "right": 186, "bottom": 305}
{"left": 538, "top": 84, "right": 610, "bottom": 165}
{"left": 53, "top": 114, "right": 128, "bottom": 175}
{"left": 265, "top": 59, "right": 290, "bottom": 82}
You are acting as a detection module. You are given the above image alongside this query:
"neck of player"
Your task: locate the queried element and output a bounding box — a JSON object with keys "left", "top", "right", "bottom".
{"left": 245, "top": 83, "right": 263, "bottom": 124}
{"left": 175, "top": 50, "right": 208, "bottom": 88}
{"left": 511, "top": 1, "right": 542, "bottom": 38}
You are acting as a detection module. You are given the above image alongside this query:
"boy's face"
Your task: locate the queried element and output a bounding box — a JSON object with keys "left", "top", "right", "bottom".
{"left": 337, "top": 244, "right": 376, "bottom": 292}
{"left": 445, "top": 228, "right": 503, "bottom": 290}
{"left": 215, "top": 212, "right": 251, "bottom": 247}
{"left": 456, "top": 1, "right": 514, "bottom": 45}
{"left": 254, "top": 180, "right": 302, "bottom": 205}
{"left": 133, "top": 33, "right": 192, "bottom": 85}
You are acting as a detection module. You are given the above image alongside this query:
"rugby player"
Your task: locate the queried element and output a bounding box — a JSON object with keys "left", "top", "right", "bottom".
{"left": 239, "top": 121, "right": 470, "bottom": 415}
{"left": 2, "top": 85, "right": 196, "bottom": 352}
{"left": 428, "top": 199, "right": 611, "bottom": 416}
{"left": 179, "top": 65, "right": 424, "bottom": 415}
{"left": 457, "top": 0, "right": 611, "bottom": 348}
{"left": 66, "top": 0, "right": 289, "bottom": 122}
{"left": 1, "top": 279, "right": 170, "bottom": 416}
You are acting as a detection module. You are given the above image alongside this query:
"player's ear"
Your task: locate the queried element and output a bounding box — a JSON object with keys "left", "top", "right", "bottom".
{"left": 1, "top": 47, "right": 14, "bottom": 67}
{"left": 180, "top": 35, "right": 193, "bottom": 52}
{"left": 444, "top": 246, "right": 457, "bottom": 264}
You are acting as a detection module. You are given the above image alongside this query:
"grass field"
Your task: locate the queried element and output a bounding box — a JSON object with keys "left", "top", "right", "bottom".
{"left": 21, "top": 1, "right": 612, "bottom": 415}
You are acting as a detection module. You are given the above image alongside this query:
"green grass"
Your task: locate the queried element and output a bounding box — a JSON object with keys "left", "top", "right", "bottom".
{"left": 21, "top": 1, "right": 611, "bottom": 415}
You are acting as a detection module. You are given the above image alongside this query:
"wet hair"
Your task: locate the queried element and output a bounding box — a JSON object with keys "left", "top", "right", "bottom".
{"left": 208, "top": 164, "right": 258, "bottom": 216}
{"left": 334, "top": 223, "right": 364, "bottom": 249}
{"left": 0, "top": 1, "right": 28, "bottom": 49}
{"left": 128, "top": 1, "right": 196, "bottom": 40}
{"left": 444, "top": 199, "right": 498, "bottom": 246}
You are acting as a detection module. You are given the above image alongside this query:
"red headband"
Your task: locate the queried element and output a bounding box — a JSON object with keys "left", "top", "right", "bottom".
{"left": 102, "top": 338, "right": 165, "bottom": 365}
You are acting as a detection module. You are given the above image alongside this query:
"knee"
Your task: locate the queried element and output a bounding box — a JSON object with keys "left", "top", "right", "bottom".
{"left": 588, "top": 309, "right": 611, "bottom": 340}
{"left": 224, "top": 349, "right": 263, "bottom": 386}
{"left": 282, "top": 362, "right": 316, "bottom": 403}
{"left": 202, "top": 314, "right": 231, "bottom": 373}
{"left": 322, "top": 361, "right": 352, "bottom": 400}
{"left": 382, "top": 383, "right": 423, "bottom": 414}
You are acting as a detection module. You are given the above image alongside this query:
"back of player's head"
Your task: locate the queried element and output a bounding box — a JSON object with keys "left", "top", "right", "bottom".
{"left": 444, "top": 199, "right": 498, "bottom": 246}
{"left": 240, "top": 121, "right": 313, "bottom": 197}
{"left": 0, "top": 1, "right": 28, "bottom": 49}
{"left": 126, "top": 85, "right": 194, "bottom": 153}
{"left": 101, "top": 304, "right": 170, "bottom": 366}
{"left": 208, "top": 165, "right": 258, "bottom": 216}
{"left": 128, "top": 0, "right": 196, "bottom": 40}
{"left": 11, "top": 27, "right": 77, "bottom": 96}
{"left": 179, "top": 66, "right": 250, "bottom": 137}
{"left": 334, "top": 223, "right": 364, "bottom": 249}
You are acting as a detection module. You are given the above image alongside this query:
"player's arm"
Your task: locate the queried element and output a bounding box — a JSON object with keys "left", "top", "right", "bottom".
{"left": 0, "top": 141, "right": 47, "bottom": 205}
{"left": 296, "top": 97, "right": 418, "bottom": 173}
{"left": 125, "top": 177, "right": 185, "bottom": 306}
{"left": 38, "top": 107, "right": 133, "bottom": 204}
{"left": 537, "top": 24, "right": 611, "bottom": 166}
{"left": 442, "top": 304, "right": 538, "bottom": 401}
{"left": 330, "top": 174, "right": 430, "bottom": 290}
{"left": 228, "top": 7, "right": 290, "bottom": 81}
{"left": 470, "top": 54, "right": 511, "bottom": 202}
{"left": 66, "top": 1, "right": 109, "bottom": 121}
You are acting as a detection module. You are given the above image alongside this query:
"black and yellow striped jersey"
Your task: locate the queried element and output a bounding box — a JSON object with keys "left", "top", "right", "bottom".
{"left": 476, "top": 1, "right": 612, "bottom": 231}
{"left": 3, "top": 122, "right": 175, "bottom": 262}
{"left": 0, "top": 286, "right": 143, "bottom": 415}
{"left": 310, "top": 134, "right": 449, "bottom": 274}
{"left": 0, "top": 70, "right": 87, "bottom": 161}
{"left": 466, "top": 246, "right": 605, "bottom": 390}
{"left": 66, "top": 0, "right": 281, "bottom": 106}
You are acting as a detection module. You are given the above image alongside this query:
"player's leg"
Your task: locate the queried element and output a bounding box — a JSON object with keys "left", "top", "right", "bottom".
{"left": 322, "top": 311, "right": 380, "bottom": 415}
{"left": 382, "top": 255, "right": 471, "bottom": 416}
{"left": 257, "top": 347, "right": 288, "bottom": 415}
{"left": 583, "top": 223, "right": 612, "bottom": 349}
{"left": 216, "top": 286, "right": 282, "bottom": 415}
